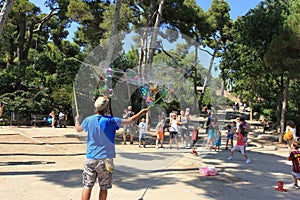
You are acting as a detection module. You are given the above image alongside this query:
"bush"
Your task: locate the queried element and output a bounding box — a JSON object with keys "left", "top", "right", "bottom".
{"left": 252, "top": 103, "right": 263, "bottom": 113}
{"left": 262, "top": 108, "right": 276, "bottom": 121}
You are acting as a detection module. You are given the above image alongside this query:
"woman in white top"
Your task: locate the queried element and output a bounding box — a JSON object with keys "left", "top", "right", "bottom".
{"left": 169, "top": 114, "right": 179, "bottom": 149}
{"left": 286, "top": 120, "right": 297, "bottom": 149}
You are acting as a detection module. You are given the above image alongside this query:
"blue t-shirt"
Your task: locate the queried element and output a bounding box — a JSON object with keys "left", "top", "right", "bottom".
{"left": 81, "top": 114, "right": 122, "bottom": 159}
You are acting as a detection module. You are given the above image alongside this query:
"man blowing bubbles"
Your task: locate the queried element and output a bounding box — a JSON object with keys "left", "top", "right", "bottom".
{"left": 75, "top": 96, "right": 148, "bottom": 200}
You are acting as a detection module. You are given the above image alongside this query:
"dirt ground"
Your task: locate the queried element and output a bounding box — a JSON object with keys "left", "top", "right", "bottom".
{"left": 0, "top": 124, "right": 299, "bottom": 200}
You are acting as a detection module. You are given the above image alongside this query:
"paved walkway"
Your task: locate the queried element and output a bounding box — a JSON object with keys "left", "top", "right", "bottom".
{"left": 0, "top": 125, "right": 299, "bottom": 200}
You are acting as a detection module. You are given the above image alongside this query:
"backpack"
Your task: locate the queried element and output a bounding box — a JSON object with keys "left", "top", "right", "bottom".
{"left": 284, "top": 127, "right": 293, "bottom": 141}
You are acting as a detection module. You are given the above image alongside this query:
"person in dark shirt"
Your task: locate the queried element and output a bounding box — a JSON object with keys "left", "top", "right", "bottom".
{"left": 288, "top": 140, "right": 300, "bottom": 189}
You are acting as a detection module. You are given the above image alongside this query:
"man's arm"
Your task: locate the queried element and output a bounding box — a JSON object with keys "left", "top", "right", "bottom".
{"left": 288, "top": 154, "right": 293, "bottom": 161}
{"left": 121, "top": 109, "right": 148, "bottom": 126}
{"left": 74, "top": 116, "right": 84, "bottom": 132}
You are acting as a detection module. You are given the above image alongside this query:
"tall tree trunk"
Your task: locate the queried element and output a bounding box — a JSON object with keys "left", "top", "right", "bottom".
{"left": 193, "top": 44, "right": 198, "bottom": 111}
{"left": 276, "top": 73, "right": 284, "bottom": 133}
{"left": 17, "top": 13, "right": 26, "bottom": 62}
{"left": 146, "top": 0, "right": 164, "bottom": 130}
{"left": 106, "top": 0, "right": 122, "bottom": 64}
{"left": 193, "top": 43, "right": 202, "bottom": 113}
{"left": 0, "top": 0, "right": 14, "bottom": 34}
{"left": 279, "top": 73, "right": 290, "bottom": 143}
{"left": 220, "top": 79, "right": 225, "bottom": 97}
{"left": 249, "top": 101, "right": 253, "bottom": 121}
{"left": 199, "top": 45, "right": 218, "bottom": 111}
{"left": 106, "top": 0, "right": 121, "bottom": 98}
{"left": 141, "top": 28, "right": 148, "bottom": 81}
{"left": 148, "top": 0, "right": 164, "bottom": 67}
{"left": 276, "top": 91, "right": 282, "bottom": 133}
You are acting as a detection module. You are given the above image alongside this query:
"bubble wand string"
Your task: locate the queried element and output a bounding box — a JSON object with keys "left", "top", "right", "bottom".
{"left": 147, "top": 89, "right": 170, "bottom": 110}
{"left": 73, "top": 81, "right": 79, "bottom": 116}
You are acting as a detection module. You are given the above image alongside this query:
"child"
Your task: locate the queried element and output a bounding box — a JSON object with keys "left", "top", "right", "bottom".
{"left": 191, "top": 126, "right": 199, "bottom": 156}
{"left": 288, "top": 140, "right": 300, "bottom": 189}
{"left": 155, "top": 118, "right": 165, "bottom": 148}
{"left": 138, "top": 118, "right": 147, "bottom": 148}
{"left": 228, "top": 128, "right": 251, "bottom": 163}
{"left": 214, "top": 131, "right": 222, "bottom": 152}
{"left": 225, "top": 121, "right": 236, "bottom": 150}
{"left": 206, "top": 118, "right": 216, "bottom": 149}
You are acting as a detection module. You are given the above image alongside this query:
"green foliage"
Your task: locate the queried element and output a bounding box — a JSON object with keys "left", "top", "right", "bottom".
{"left": 252, "top": 102, "right": 263, "bottom": 114}
{"left": 113, "top": 50, "right": 139, "bottom": 72}
{"left": 0, "top": 0, "right": 83, "bottom": 123}
{"left": 0, "top": 63, "right": 51, "bottom": 115}
{"left": 262, "top": 108, "right": 276, "bottom": 121}
{"left": 51, "top": 85, "right": 72, "bottom": 111}
{"left": 226, "top": 98, "right": 234, "bottom": 107}
{"left": 220, "top": 0, "right": 300, "bottom": 130}
{"left": 202, "top": 87, "right": 211, "bottom": 108}
{"left": 68, "top": 0, "right": 109, "bottom": 48}
{"left": 0, "top": 0, "right": 299, "bottom": 127}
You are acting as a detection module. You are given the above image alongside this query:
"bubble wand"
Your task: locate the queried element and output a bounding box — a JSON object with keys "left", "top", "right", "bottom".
{"left": 146, "top": 89, "right": 170, "bottom": 110}
{"left": 73, "top": 81, "right": 79, "bottom": 116}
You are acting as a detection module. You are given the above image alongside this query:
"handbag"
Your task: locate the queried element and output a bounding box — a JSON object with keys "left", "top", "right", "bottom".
{"left": 283, "top": 128, "right": 293, "bottom": 141}
{"left": 104, "top": 158, "right": 115, "bottom": 172}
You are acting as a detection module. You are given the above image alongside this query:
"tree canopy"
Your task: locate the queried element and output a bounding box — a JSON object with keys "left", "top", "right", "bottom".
{"left": 0, "top": 0, "right": 299, "bottom": 139}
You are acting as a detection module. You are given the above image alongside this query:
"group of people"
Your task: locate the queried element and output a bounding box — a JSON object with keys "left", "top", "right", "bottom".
{"left": 165, "top": 109, "right": 191, "bottom": 150}
{"left": 0, "top": 101, "right": 67, "bottom": 128}
{"left": 205, "top": 112, "right": 251, "bottom": 163}
{"left": 233, "top": 102, "right": 248, "bottom": 112}
{"left": 121, "top": 105, "right": 151, "bottom": 148}
{"left": 73, "top": 96, "right": 300, "bottom": 200}
{"left": 210, "top": 116, "right": 300, "bottom": 189}
{"left": 227, "top": 117, "right": 251, "bottom": 164}
{"left": 154, "top": 109, "right": 199, "bottom": 156}
{"left": 46, "top": 110, "right": 66, "bottom": 128}
{"left": 122, "top": 107, "right": 197, "bottom": 151}
{"left": 73, "top": 97, "right": 256, "bottom": 200}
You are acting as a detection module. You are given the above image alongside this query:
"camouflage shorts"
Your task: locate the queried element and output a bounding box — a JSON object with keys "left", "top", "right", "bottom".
{"left": 82, "top": 158, "right": 113, "bottom": 190}
{"left": 123, "top": 126, "right": 135, "bottom": 135}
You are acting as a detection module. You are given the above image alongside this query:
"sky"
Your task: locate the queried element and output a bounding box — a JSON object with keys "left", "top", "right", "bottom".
{"left": 30, "top": 0, "right": 263, "bottom": 19}
{"left": 196, "top": 0, "right": 262, "bottom": 20}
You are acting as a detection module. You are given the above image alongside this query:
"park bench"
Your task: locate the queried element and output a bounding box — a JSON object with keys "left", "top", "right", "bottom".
{"left": 31, "top": 114, "right": 48, "bottom": 127}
